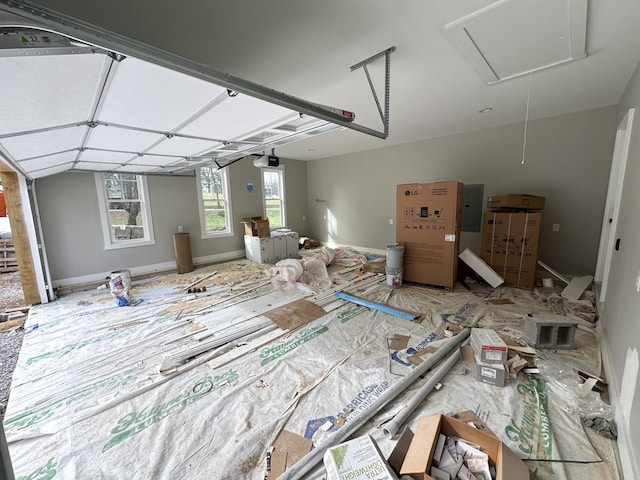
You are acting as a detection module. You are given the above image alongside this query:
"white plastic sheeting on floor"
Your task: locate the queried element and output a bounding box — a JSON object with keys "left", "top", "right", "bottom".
{"left": 3, "top": 260, "right": 619, "bottom": 479}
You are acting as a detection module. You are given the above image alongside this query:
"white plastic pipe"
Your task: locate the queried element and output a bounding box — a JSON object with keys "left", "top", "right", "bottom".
{"left": 279, "top": 328, "right": 470, "bottom": 480}
{"left": 383, "top": 339, "right": 467, "bottom": 438}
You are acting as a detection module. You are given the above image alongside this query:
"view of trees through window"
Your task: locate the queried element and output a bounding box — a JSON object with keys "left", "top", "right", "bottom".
{"left": 104, "top": 173, "right": 146, "bottom": 241}
{"left": 263, "top": 169, "right": 284, "bottom": 228}
{"left": 200, "top": 166, "right": 230, "bottom": 234}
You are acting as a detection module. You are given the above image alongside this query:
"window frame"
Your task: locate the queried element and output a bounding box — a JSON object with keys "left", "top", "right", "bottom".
{"left": 197, "top": 166, "right": 234, "bottom": 239}
{"left": 261, "top": 166, "right": 286, "bottom": 230}
{"left": 94, "top": 172, "right": 156, "bottom": 250}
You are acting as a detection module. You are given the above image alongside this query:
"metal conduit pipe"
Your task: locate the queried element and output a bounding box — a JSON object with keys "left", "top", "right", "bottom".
{"left": 279, "top": 328, "right": 471, "bottom": 480}
{"left": 382, "top": 339, "right": 468, "bottom": 439}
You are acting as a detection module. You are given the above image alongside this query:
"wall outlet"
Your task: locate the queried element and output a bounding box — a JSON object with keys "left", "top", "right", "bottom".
{"left": 389, "top": 218, "right": 394, "bottom": 225}
{"left": 552, "top": 224, "right": 560, "bottom": 232}
{"left": 178, "top": 225, "right": 183, "bottom": 233}
{"left": 303, "top": 215, "right": 306, "bottom": 221}
{"left": 636, "top": 271, "right": 640, "bottom": 293}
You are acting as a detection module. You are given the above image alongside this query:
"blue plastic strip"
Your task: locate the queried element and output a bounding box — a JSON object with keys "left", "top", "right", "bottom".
{"left": 335, "top": 292, "right": 419, "bottom": 321}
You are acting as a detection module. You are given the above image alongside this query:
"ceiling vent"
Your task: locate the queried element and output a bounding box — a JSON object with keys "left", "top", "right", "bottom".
{"left": 445, "top": 0, "right": 588, "bottom": 84}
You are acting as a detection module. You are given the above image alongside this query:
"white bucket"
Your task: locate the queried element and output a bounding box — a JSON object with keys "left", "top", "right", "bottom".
{"left": 386, "top": 267, "right": 403, "bottom": 289}
{"left": 386, "top": 244, "right": 405, "bottom": 270}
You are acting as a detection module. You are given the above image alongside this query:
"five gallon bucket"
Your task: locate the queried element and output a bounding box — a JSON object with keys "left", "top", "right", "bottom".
{"left": 386, "top": 267, "right": 403, "bottom": 289}
{"left": 386, "top": 244, "right": 405, "bottom": 269}
{"left": 386, "top": 244, "right": 405, "bottom": 288}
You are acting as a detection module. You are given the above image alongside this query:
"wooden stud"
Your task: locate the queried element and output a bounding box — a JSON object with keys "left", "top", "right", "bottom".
{"left": 0, "top": 171, "right": 40, "bottom": 305}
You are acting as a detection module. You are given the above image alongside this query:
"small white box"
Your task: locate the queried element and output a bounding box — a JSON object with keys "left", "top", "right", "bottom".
{"left": 474, "top": 352, "right": 506, "bottom": 387}
{"left": 471, "top": 328, "right": 507, "bottom": 364}
{"left": 244, "top": 235, "right": 275, "bottom": 263}
{"left": 272, "top": 234, "right": 287, "bottom": 260}
{"left": 285, "top": 232, "right": 299, "bottom": 258}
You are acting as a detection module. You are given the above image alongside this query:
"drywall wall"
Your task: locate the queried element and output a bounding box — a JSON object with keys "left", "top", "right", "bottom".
{"left": 36, "top": 158, "right": 307, "bottom": 283}
{"left": 307, "top": 106, "right": 617, "bottom": 275}
{"left": 600, "top": 59, "right": 640, "bottom": 478}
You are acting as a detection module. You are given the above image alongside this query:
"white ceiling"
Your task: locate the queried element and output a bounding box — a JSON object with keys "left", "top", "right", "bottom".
{"left": 1, "top": 0, "right": 640, "bottom": 176}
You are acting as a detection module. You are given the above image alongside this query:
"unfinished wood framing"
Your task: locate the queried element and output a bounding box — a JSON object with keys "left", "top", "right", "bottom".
{"left": 0, "top": 171, "right": 40, "bottom": 305}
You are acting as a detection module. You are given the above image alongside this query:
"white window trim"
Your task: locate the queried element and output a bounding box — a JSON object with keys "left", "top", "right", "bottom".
{"left": 197, "top": 167, "right": 234, "bottom": 239}
{"left": 94, "top": 173, "right": 156, "bottom": 250}
{"left": 261, "top": 165, "right": 286, "bottom": 229}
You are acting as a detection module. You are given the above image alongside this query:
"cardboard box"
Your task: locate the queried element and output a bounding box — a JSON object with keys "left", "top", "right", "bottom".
{"left": 396, "top": 182, "right": 463, "bottom": 290}
{"left": 242, "top": 216, "right": 271, "bottom": 237}
{"left": 486, "top": 194, "right": 545, "bottom": 211}
{"left": 470, "top": 328, "right": 508, "bottom": 364}
{"left": 324, "top": 435, "right": 398, "bottom": 480}
{"left": 480, "top": 212, "right": 541, "bottom": 289}
{"left": 272, "top": 231, "right": 300, "bottom": 258}
{"left": 474, "top": 354, "right": 507, "bottom": 387}
{"left": 460, "top": 345, "right": 506, "bottom": 387}
{"left": 244, "top": 235, "right": 275, "bottom": 263}
{"left": 391, "top": 415, "right": 529, "bottom": 480}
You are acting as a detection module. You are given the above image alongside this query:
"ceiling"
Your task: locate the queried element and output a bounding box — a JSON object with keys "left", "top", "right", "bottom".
{"left": 1, "top": 0, "right": 640, "bottom": 179}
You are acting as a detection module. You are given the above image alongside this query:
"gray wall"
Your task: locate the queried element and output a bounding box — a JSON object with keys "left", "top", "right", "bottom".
{"left": 306, "top": 106, "right": 617, "bottom": 275}
{"left": 36, "top": 158, "right": 307, "bottom": 282}
{"left": 601, "top": 60, "right": 640, "bottom": 475}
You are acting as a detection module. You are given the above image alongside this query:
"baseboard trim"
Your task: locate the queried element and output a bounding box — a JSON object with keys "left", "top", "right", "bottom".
{"left": 320, "top": 241, "right": 387, "bottom": 257}
{"left": 597, "top": 318, "right": 639, "bottom": 480}
{"left": 52, "top": 250, "right": 245, "bottom": 289}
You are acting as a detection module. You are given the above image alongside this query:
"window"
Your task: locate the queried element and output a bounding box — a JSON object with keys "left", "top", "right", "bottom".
{"left": 198, "top": 166, "right": 232, "bottom": 237}
{"left": 95, "top": 173, "right": 155, "bottom": 249}
{"left": 262, "top": 168, "right": 286, "bottom": 229}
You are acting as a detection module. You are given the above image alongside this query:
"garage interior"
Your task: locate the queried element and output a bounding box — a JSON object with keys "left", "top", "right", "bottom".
{"left": 1, "top": 1, "right": 640, "bottom": 479}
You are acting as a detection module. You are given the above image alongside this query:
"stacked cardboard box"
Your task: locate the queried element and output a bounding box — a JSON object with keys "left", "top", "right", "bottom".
{"left": 470, "top": 328, "right": 508, "bottom": 387}
{"left": 486, "top": 194, "right": 545, "bottom": 210}
{"left": 396, "top": 182, "right": 463, "bottom": 290}
{"left": 480, "top": 194, "right": 545, "bottom": 290}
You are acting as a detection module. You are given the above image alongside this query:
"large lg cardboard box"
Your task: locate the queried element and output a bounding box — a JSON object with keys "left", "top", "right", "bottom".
{"left": 396, "top": 182, "right": 462, "bottom": 290}
{"left": 480, "top": 212, "right": 541, "bottom": 289}
{"left": 391, "top": 414, "right": 529, "bottom": 480}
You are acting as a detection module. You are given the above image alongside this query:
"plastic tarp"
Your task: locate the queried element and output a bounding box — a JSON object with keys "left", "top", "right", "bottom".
{"left": 3, "top": 261, "right": 618, "bottom": 480}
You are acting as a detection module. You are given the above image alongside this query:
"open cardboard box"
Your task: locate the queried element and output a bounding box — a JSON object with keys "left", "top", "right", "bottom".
{"left": 242, "top": 216, "right": 271, "bottom": 237}
{"left": 388, "top": 414, "right": 529, "bottom": 480}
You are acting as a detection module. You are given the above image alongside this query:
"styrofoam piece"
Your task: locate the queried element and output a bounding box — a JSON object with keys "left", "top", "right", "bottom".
{"left": 561, "top": 275, "right": 594, "bottom": 301}
{"left": 458, "top": 248, "right": 503, "bottom": 288}
{"left": 524, "top": 314, "right": 577, "bottom": 349}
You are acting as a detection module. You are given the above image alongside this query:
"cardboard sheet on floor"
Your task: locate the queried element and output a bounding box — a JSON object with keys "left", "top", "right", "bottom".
{"left": 267, "top": 430, "right": 313, "bottom": 479}
{"left": 263, "top": 298, "right": 327, "bottom": 330}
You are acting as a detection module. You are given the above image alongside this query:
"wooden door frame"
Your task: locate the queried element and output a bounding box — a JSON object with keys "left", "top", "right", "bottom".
{"left": 595, "top": 108, "right": 635, "bottom": 303}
